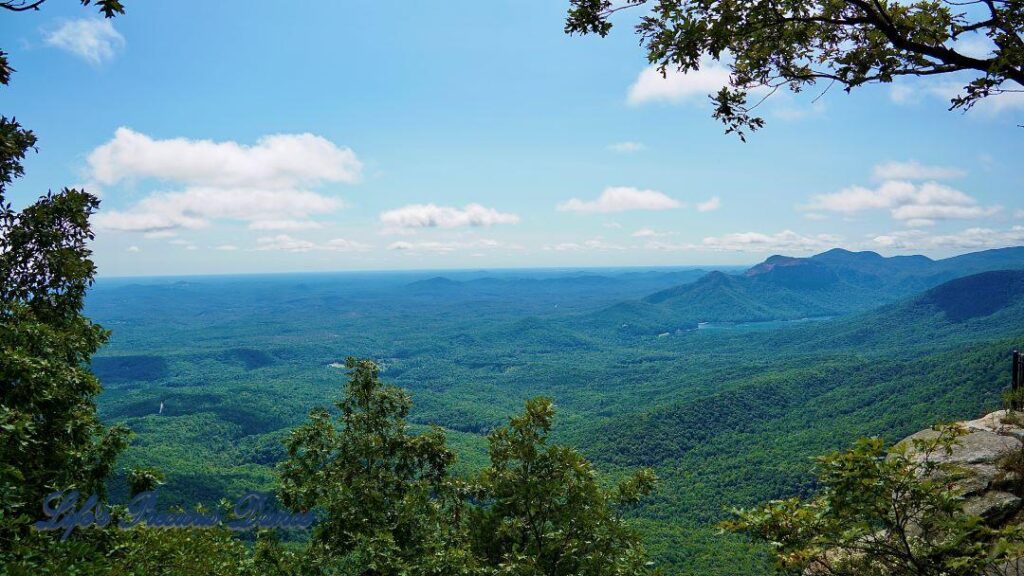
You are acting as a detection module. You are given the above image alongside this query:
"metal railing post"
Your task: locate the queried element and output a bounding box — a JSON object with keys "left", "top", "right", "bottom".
{"left": 1014, "top": 349, "right": 1021, "bottom": 411}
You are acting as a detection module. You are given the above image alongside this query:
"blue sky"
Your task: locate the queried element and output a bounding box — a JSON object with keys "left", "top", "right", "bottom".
{"left": 2, "top": 1, "right": 1022, "bottom": 276}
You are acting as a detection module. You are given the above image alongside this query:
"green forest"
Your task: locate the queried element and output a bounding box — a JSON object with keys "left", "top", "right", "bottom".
{"left": 70, "top": 254, "right": 1024, "bottom": 575}
{"left": 4, "top": 1, "right": 1024, "bottom": 575}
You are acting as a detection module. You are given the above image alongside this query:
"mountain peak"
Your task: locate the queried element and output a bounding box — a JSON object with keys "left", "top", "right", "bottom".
{"left": 745, "top": 255, "right": 808, "bottom": 276}
{"left": 407, "top": 276, "right": 460, "bottom": 290}
{"left": 811, "top": 248, "right": 885, "bottom": 262}
{"left": 697, "top": 270, "right": 738, "bottom": 286}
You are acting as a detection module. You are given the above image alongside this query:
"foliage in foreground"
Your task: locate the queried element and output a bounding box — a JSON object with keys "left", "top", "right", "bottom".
{"left": 566, "top": 0, "right": 1024, "bottom": 138}
{"left": 279, "top": 357, "right": 659, "bottom": 576}
{"left": 726, "top": 425, "right": 1024, "bottom": 576}
{"left": 0, "top": 0, "right": 131, "bottom": 545}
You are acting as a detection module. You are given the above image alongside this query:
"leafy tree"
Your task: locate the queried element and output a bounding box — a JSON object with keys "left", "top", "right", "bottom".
{"left": 724, "top": 425, "right": 1024, "bottom": 576}
{"left": 278, "top": 357, "right": 479, "bottom": 575}
{"left": 565, "top": 0, "right": 1024, "bottom": 139}
{"left": 126, "top": 466, "right": 166, "bottom": 497}
{"left": 0, "top": 0, "right": 131, "bottom": 546}
{"left": 0, "top": 189, "right": 132, "bottom": 540}
{"left": 471, "top": 397, "right": 658, "bottom": 576}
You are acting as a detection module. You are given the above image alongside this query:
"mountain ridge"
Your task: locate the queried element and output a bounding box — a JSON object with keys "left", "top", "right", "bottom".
{"left": 619, "top": 246, "right": 1024, "bottom": 332}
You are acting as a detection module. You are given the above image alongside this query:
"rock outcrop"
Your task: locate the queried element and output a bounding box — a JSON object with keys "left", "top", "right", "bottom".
{"left": 900, "top": 410, "right": 1024, "bottom": 575}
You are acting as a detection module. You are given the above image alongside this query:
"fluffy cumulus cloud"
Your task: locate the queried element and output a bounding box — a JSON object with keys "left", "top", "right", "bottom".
{"left": 697, "top": 196, "right": 721, "bottom": 212}
{"left": 808, "top": 179, "right": 999, "bottom": 225}
{"left": 255, "top": 234, "right": 370, "bottom": 253}
{"left": 627, "top": 59, "right": 732, "bottom": 105}
{"left": 872, "top": 161, "right": 965, "bottom": 181}
{"left": 89, "top": 128, "right": 360, "bottom": 233}
{"left": 626, "top": 58, "right": 822, "bottom": 119}
{"left": 89, "top": 128, "right": 361, "bottom": 190}
{"left": 379, "top": 203, "right": 519, "bottom": 231}
{"left": 871, "top": 226, "right": 1024, "bottom": 251}
{"left": 44, "top": 19, "right": 124, "bottom": 64}
{"left": 557, "top": 187, "right": 683, "bottom": 213}
{"left": 94, "top": 188, "right": 341, "bottom": 232}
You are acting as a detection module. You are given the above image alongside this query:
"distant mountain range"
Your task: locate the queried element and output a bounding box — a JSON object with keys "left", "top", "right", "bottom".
{"left": 597, "top": 246, "right": 1024, "bottom": 333}
{"left": 569, "top": 268, "right": 1024, "bottom": 470}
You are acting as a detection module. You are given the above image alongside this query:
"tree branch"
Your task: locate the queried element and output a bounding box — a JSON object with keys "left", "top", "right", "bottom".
{"left": 846, "top": 0, "right": 1024, "bottom": 85}
{"left": 0, "top": 0, "right": 47, "bottom": 11}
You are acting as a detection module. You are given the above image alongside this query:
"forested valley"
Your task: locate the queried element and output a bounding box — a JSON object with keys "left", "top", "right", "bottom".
{"left": 78, "top": 249, "right": 1024, "bottom": 574}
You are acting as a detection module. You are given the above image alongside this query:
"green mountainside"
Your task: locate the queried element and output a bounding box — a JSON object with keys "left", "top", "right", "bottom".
{"left": 602, "top": 247, "right": 1024, "bottom": 334}
{"left": 82, "top": 248, "right": 1024, "bottom": 575}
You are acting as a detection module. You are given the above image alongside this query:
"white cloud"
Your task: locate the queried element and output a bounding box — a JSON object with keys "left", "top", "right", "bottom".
{"left": 628, "top": 59, "right": 732, "bottom": 105}
{"left": 803, "top": 212, "right": 828, "bottom": 221}
{"left": 247, "top": 219, "right": 323, "bottom": 231}
{"left": 143, "top": 230, "right": 177, "bottom": 239}
{"left": 1016, "top": 209, "right": 1024, "bottom": 219}
{"left": 871, "top": 230, "right": 924, "bottom": 249}
{"left": 126, "top": 245, "right": 140, "bottom": 253}
{"left": 543, "top": 238, "right": 627, "bottom": 252}
{"left": 889, "top": 84, "right": 917, "bottom": 104}
{"left": 94, "top": 187, "right": 341, "bottom": 232}
{"left": 808, "top": 180, "right": 999, "bottom": 223}
{"left": 891, "top": 79, "right": 1024, "bottom": 114}
{"left": 379, "top": 203, "right": 519, "bottom": 230}
{"left": 216, "top": 244, "right": 238, "bottom": 251}
{"left": 953, "top": 34, "right": 996, "bottom": 60}
{"left": 89, "top": 128, "right": 361, "bottom": 190}
{"left": 889, "top": 203, "right": 999, "bottom": 221}
{"left": 643, "top": 230, "right": 841, "bottom": 253}
{"left": 255, "top": 234, "right": 370, "bottom": 253}
{"left": 604, "top": 222, "right": 623, "bottom": 229}
{"left": 557, "top": 186, "right": 683, "bottom": 213}
{"left": 871, "top": 226, "right": 1024, "bottom": 251}
{"left": 904, "top": 218, "right": 936, "bottom": 228}
{"left": 256, "top": 235, "right": 316, "bottom": 252}
{"left": 96, "top": 210, "right": 205, "bottom": 233}
{"left": 626, "top": 59, "right": 821, "bottom": 118}
{"left": 608, "top": 141, "right": 646, "bottom": 153}
{"left": 387, "top": 238, "right": 515, "bottom": 253}
{"left": 324, "top": 238, "right": 370, "bottom": 251}
{"left": 698, "top": 230, "right": 841, "bottom": 253}
{"left": 697, "top": 196, "right": 721, "bottom": 212}
{"left": 631, "top": 228, "right": 676, "bottom": 238}
{"left": 872, "top": 161, "right": 965, "bottom": 181}
{"left": 168, "top": 239, "right": 195, "bottom": 250}
{"left": 44, "top": 18, "right": 124, "bottom": 64}
{"left": 88, "top": 128, "right": 360, "bottom": 233}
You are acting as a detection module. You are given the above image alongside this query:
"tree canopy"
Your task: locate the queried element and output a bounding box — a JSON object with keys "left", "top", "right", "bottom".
{"left": 279, "top": 358, "right": 659, "bottom": 576}
{"left": 566, "top": 0, "right": 1024, "bottom": 138}
{"left": 725, "top": 425, "right": 1024, "bottom": 576}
